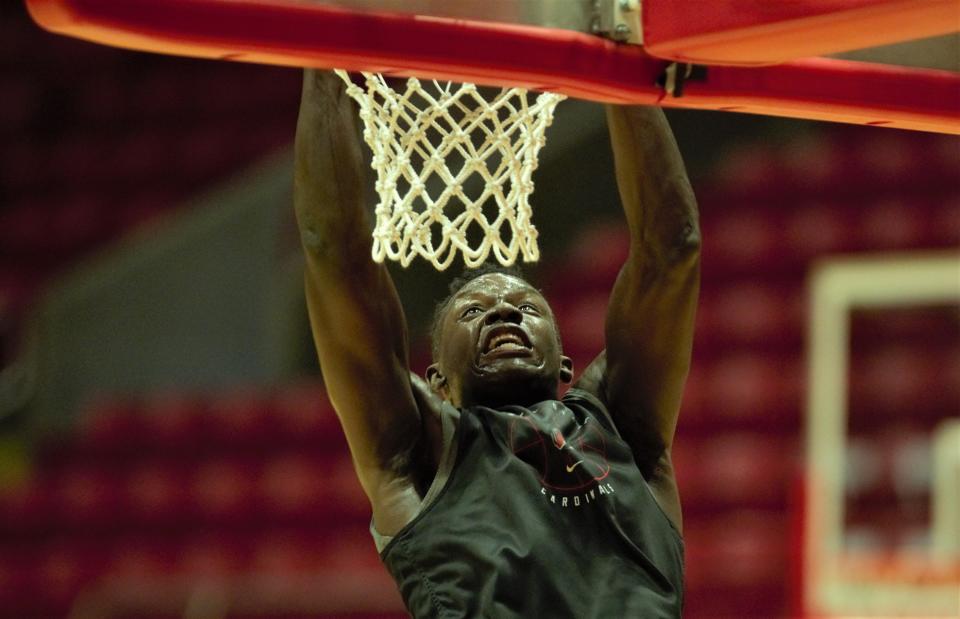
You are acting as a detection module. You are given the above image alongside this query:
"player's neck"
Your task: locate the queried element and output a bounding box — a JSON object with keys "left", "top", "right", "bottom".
{"left": 459, "top": 382, "right": 558, "bottom": 410}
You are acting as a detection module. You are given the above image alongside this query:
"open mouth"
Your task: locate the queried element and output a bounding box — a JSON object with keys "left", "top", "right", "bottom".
{"left": 480, "top": 328, "right": 532, "bottom": 357}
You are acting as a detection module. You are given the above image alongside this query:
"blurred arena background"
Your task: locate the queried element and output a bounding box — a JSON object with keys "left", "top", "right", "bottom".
{"left": 1, "top": 2, "right": 958, "bottom": 617}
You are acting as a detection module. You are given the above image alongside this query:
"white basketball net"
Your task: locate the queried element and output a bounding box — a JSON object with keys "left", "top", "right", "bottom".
{"left": 336, "top": 70, "right": 566, "bottom": 270}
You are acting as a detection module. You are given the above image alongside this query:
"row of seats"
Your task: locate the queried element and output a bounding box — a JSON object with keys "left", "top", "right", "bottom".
{"left": 0, "top": 455, "right": 367, "bottom": 534}
{"left": 556, "top": 288, "right": 957, "bottom": 356}
{"left": 6, "top": 393, "right": 806, "bottom": 527}
{"left": 0, "top": 554, "right": 398, "bottom": 619}
{"left": 707, "top": 128, "right": 960, "bottom": 200}
{"left": 14, "top": 342, "right": 947, "bottom": 467}
{"left": 1, "top": 423, "right": 940, "bottom": 619}
{"left": 0, "top": 378, "right": 807, "bottom": 617}
{"left": 2, "top": 120, "right": 293, "bottom": 195}
{"left": 550, "top": 192, "right": 960, "bottom": 293}
{"left": 8, "top": 438, "right": 808, "bottom": 532}
{"left": 564, "top": 346, "right": 955, "bottom": 431}
{"left": 50, "top": 385, "right": 340, "bottom": 459}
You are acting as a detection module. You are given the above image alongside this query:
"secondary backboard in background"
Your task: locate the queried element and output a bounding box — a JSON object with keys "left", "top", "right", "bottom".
{"left": 807, "top": 254, "right": 960, "bottom": 618}
{"left": 25, "top": 0, "right": 960, "bottom": 133}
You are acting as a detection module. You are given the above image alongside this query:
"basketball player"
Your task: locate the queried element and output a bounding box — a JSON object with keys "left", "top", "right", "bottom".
{"left": 294, "top": 69, "right": 699, "bottom": 617}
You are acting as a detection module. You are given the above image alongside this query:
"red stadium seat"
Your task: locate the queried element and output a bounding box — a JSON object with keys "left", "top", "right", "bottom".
{"left": 706, "top": 282, "right": 804, "bottom": 348}
{"left": 553, "top": 291, "right": 608, "bottom": 362}
{"left": 783, "top": 202, "right": 854, "bottom": 258}
{"left": 0, "top": 479, "right": 56, "bottom": 533}
{"left": 683, "top": 511, "right": 790, "bottom": 617}
{"left": 207, "top": 389, "right": 275, "bottom": 445}
{"left": 258, "top": 454, "right": 333, "bottom": 519}
{"left": 555, "top": 223, "right": 629, "bottom": 294}
{"left": 125, "top": 463, "right": 192, "bottom": 524}
{"left": 191, "top": 458, "right": 258, "bottom": 521}
{"left": 322, "top": 526, "right": 386, "bottom": 572}
{"left": 672, "top": 433, "right": 796, "bottom": 510}
{"left": 140, "top": 393, "right": 207, "bottom": 449}
{"left": 271, "top": 381, "right": 342, "bottom": 445}
{"left": 709, "top": 141, "right": 784, "bottom": 199}
{"left": 704, "top": 354, "right": 803, "bottom": 427}
{"left": 859, "top": 199, "right": 928, "bottom": 250}
{"left": 677, "top": 363, "right": 707, "bottom": 427}
{"left": 849, "top": 346, "right": 946, "bottom": 421}
{"left": 704, "top": 212, "right": 778, "bottom": 273}
{"left": 179, "top": 536, "right": 248, "bottom": 578}
{"left": 55, "top": 465, "right": 125, "bottom": 527}
{"left": 107, "top": 539, "right": 177, "bottom": 581}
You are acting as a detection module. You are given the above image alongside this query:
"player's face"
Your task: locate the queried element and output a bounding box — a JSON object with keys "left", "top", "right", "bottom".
{"left": 428, "top": 273, "right": 573, "bottom": 408}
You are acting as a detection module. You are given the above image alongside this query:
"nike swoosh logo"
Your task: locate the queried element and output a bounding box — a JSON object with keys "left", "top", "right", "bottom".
{"left": 565, "top": 461, "right": 583, "bottom": 473}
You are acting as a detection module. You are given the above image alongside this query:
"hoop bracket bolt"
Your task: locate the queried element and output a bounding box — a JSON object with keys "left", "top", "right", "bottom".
{"left": 597, "top": 0, "right": 642, "bottom": 45}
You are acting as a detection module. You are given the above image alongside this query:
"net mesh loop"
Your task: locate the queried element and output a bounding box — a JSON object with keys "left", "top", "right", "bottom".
{"left": 336, "top": 70, "right": 565, "bottom": 270}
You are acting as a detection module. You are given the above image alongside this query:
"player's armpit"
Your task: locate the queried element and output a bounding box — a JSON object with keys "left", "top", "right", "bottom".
{"left": 575, "top": 353, "right": 683, "bottom": 534}
{"left": 409, "top": 372, "right": 447, "bottom": 489}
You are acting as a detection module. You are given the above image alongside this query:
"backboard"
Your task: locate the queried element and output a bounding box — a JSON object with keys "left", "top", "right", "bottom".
{"left": 806, "top": 253, "right": 960, "bottom": 617}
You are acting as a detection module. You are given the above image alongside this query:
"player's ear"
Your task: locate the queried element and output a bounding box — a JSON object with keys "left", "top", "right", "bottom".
{"left": 425, "top": 364, "right": 449, "bottom": 397}
{"left": 559, "top": 355, "right": 574, "bottom": 384}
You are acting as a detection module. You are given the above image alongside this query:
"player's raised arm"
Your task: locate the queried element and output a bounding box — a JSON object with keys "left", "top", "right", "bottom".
{"left": 587, "top": 105, "right": 700, "bottom": 525}
{"left": 294, "top": 70, "right": 426, "bottom": 532}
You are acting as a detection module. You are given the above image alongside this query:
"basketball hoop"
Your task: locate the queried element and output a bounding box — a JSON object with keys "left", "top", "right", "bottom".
{"left": 335, "top": 70, "right": 566, "bottom": 270}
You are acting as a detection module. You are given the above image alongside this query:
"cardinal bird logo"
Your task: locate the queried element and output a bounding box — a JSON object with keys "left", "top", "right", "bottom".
{"left": 510, "top": 413, "right": 610, "bottom": 492}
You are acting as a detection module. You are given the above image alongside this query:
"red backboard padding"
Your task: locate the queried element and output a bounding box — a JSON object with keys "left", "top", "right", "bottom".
{"left": 642, "top": 0, "right": 959, "bottom": 66}
{"left": 25, "top": 0, "right": 960, "bottom": 134}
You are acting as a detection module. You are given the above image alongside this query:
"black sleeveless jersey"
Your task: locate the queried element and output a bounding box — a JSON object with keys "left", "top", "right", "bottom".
{"left": 378, "top": 388, "right": 684, "bottom": 618}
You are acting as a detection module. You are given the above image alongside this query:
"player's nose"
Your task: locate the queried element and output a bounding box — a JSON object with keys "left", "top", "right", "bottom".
{"left": 484, "top": 302, "right": 522, "bottom": 325}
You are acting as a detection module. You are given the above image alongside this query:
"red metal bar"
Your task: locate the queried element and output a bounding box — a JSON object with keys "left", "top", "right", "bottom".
{"left": 25, "top": 0, "right": 960, "bottom": 134}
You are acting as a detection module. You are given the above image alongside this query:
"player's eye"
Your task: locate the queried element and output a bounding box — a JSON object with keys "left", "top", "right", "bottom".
{"left": 461, "top": 306, "right": 483, "bottom": 318}
{"left": 518, "top": 303, "right": 539, "bottom": 313}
